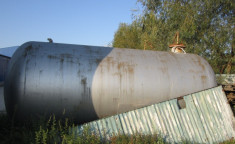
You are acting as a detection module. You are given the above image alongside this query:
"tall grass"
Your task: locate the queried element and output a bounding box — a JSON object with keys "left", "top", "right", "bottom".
{"left": 0, "top": 113, "right": 234, "bottom": 144}
{"left": 0, "top": 114, "right": 164, "bottom": 144}
{"left": 33, "top": 115, "right": 166, "bottom": 144}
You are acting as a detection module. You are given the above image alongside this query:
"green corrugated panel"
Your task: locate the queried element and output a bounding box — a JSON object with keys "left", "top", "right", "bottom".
{"left": 77, "top": 86, "right": 235, "bottom": 143}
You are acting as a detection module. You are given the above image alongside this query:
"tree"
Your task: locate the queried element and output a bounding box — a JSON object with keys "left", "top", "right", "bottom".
{"left": 113, "top": 22, "right": 142, "bottom": 49}
{"left": 113, "top": 0, "right": 234, "bottom": 74}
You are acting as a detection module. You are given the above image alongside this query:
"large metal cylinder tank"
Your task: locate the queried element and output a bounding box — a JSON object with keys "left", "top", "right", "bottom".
{"left": 4, "top": 42, "right": 217, "bottom": 123}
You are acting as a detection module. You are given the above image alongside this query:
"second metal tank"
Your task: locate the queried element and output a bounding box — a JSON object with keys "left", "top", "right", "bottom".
{"left": 4, "top": 42, "right": 217, "bottom": 123}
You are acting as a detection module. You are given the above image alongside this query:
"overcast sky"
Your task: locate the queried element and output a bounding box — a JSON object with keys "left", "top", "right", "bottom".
{"left": 0, "top": 0, "right": 141, "bottom": 48}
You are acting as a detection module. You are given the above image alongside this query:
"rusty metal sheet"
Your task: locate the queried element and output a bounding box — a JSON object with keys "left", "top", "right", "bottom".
{"left": 76, "top": 86, "right": 235, "bottom": 143}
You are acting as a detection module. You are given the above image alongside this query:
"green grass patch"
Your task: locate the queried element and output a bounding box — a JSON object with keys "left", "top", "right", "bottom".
{"left": 0, "top": 113, "right": 234, "bottom": 144}
{"left": 0, "top": 114, "right": 164, "bottom": 144}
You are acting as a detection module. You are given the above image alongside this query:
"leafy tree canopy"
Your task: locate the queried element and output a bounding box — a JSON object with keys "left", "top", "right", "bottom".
{"left": 113, "top": 0, "right": 234, "bottom": 74}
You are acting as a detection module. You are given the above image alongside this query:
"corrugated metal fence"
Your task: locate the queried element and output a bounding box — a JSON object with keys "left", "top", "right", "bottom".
{"left": 76, "top": 86, "right": 235, "bottom": 143}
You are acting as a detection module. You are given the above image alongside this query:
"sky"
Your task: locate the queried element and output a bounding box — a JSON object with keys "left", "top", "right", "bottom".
{"left": 0, "top": 0, "right": 142, "bottom": 48}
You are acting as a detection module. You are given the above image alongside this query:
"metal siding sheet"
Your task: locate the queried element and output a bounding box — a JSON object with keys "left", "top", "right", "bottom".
{"left": 181, "top": 108, "right": 195, "bottom": 141}
{"left": 193, "top": 92, "right": 215, "bottom": 143}
{"left": 115, "top": 115, "right": 124, "bottom": 134}
{"left": 198, "top": 91, "right": 218, "bottom": 143}
{"left": 129, "top": 111, "right": 138, "bottom": 133}
{"left": 160, "top": 102, "right": 178, "bottom": 142}
{"left": 101, "top": 119, "right": 109, "bottom": 139}
{"left": 166, "top": 102, "right": 180, "bottom": 142}
{"left": 183, "top": 97, "right": 197, "bottom": 142}
{"left": 217, "top": 88, "right": 235, "bottom": 138}
{"left": 192, "top": 93, "right": 211, "bottom": 143}
{"left": 96, "top": 120, "right": 104, "bottom": 139}
{"left": 90, "top": 121, "right": 98, "bottom": 135}
{"left": 211, "top": 89, "right": 231, "bottom": 139}
{"left": 170, "top": 100, "right": 189, "bottom": 141}
{"left": 184, "top": 96, "right": 203, "bottom": 143}
{"left": 169, "top": 100, "right": 185, "bottom": 142}
{"left": 134, "top": 110, "right": 145, "bottom": 134}
{"left": 212, "top": 94, "right": 229, "bottom": 141}
{"left": 147, "top": 105, "right": 162, "bottom": 134}
{"left": 76, "top": 86, "right": 235, "bottom": 143}
{"left": 205, "top": 90, "right": 225, "bottom": 141}
{"left": 154, "top": 103, "right": 171, "bottom": 141}
{"left": 104, "top": 118, "right": 111, "bottom": 138}
{"left": 143, "top": 107, "right": 154, "bottom": 134}
{"left": 107, "top": 117, "right": 114, "bottom": 135}
{"left": 123, "top": 113, "right": 132, "bottom": 135}
{"left": 184, "top": 95, "right": 206, "bottom": 143}
{"left": 139, "top": 108, "right": 150, "bottom": 134}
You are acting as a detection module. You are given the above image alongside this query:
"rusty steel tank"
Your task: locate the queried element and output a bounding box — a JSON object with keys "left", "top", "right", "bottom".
{"left": 4, "top": 41, "right": 217, "bottom": 123}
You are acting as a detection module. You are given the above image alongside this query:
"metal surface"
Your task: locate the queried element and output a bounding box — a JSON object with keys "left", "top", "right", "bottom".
{"left": 0, "top": 86, "right": 6, "bottom": 113}
{"left": 0, "top": 54, "right": 10, "bottom": 82}
{"left": 4, "top": 41, "right": 217, "bottom": 123}
{"left": 77, "top": 86, "right": 235, "bottom": 143}
{"left": 0, "top": 54, "right": 10, "bottom": 113}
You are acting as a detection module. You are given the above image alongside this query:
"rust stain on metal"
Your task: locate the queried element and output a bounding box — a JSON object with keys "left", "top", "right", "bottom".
{"left": 105, "top": 57, "right": 115, "bottom": 71}
{"left": 113, "top": 98, "right": 119, "bottom": 103}
{"left": 60, "top": 53, "right": 73, "bottom": 59}
{"left": 81, "top": 77, "right": 88, "bottom": 100}
{"left": 117, "top": 62, "right": 126, "bottom": 70}
{"left": 48, "top": 55, "right": 58, "bottom": 59}
{"left": 96, "top": 59, "right": 102, "bottom": 64}
{"left": 60, "top": 58, "right": 64, "bottom": 63}
{"left": 188, "top": 68, "right": 206, "bottom": 75}
{"left": 177, "top": 96, "right": 184, "bottom": 100}
{"left": 81, "top": 77, "right": 87, "bottom": 85}
{"left": 105, "top": 57, "right": 113, "bottom": 63}
{"left": 160, "top": 66, "right": 168, "bottom": 73}
{"left": 197, "top": 57, "right": 205, "bottom": 71}
{"left": 128, "top": 66, "right": 134, "bottom": 75}
{"left": 23, "top": 45, "right": 33, "bottom": 57}
{"left": 201, "top": 75, "right": 207, "bottom": 85}
{"left": 116, "top": 62, "right": 135, "bottom": 76}
{"left": 160, "top": 59, "right": 167, "bottom": 64}
{"left": 47, "top": 53, "right": 76, "bottom": 64}
{"left": 97, "top": 57, "right": 115, "bottom": 72}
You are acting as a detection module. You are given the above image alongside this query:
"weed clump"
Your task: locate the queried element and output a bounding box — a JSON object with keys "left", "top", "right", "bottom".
{"left": 0, "top": 113, "right": 235, "bottom": 144}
